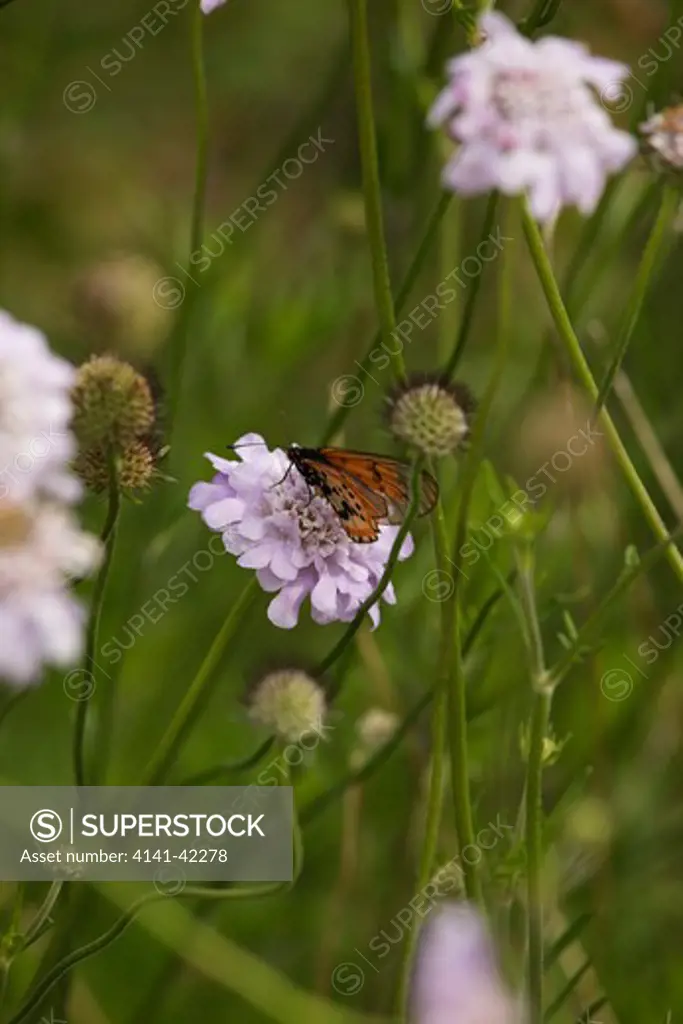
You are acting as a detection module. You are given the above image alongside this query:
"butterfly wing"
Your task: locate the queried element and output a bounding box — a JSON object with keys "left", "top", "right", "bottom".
{"left": 304, "top": 459, "right": 389, "bottom": 542}
{"left": 319, "top": 449, "right": 439, "bottom": 520}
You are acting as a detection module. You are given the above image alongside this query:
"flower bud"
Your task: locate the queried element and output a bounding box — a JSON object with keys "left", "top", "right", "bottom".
{"left": 387, "top": 375, "right": 476, "bottom": 458}
{"left": 247, "top": 669, "right": 326, "bottom": 744}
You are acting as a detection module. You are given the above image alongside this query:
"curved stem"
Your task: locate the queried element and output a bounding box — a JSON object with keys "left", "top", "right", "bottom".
{"left": 521, "top": 203, "right": 683, "bottom": 585}
{"left": 595, "top": 185, "right": 677, "bottom": 412}
{"left": 7, "top": 883, "right": 289, "bottom": 1024}
{"left": 141, "top": 579, "right": 259, "bottom": 785}
{"left": 348, "top": 0, "right": 405, "bottom": 382}
{"left": 315, "top": 459, "right": 424, "bottom": 677}
{"left": 521, "top": 0, "right": 563, "bottom": 35}
{"left": 442, "top": 192, "right": 499, "bottom": 380}
{"left": 177, "top": 737, "right": 276, "bottom": 785}
{"left": 21, "top": 882, "right": 63, "bottom": 951}
{"left": 167, "top": 0, "right": 209, "bottom": 441}
{"left": 302, "top": 580, "right": 507, "bottom": 827}
{"left": 320, "top": 193, "right": 451, "bottom": 445}
{"left": 73, "top": 467, "right": 121, "bottom": 788}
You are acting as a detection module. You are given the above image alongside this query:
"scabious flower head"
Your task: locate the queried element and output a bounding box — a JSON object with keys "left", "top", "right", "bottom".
{"left": 387, "top": 375, "right": 475, "bottom": 458}
{"left": 0, "top": 500, "right": 100, "bottom": 686}
{"left": 75, "top": 439, "right": 157, "bottom": 495}
{"left": 247, "top": 669, "right": 326, "bottom": 743}
{"left": 188, "top": 434, "right": 414, "bottom": 629}
{"left": 71, "top": 355, "right": 154, "bottom": 450}
{"left": 201, "top": 0, "right": 227, "bottom": 12}
{"left": 640, "top": 104, "right": 683, "bottom": 175}
{"left": 428, "top": 11, "right": 637, "bottom": 223}
{"left": 411, "top": 903, "right": 523, "bottom": 1024}
{"left": 71, "top": 355, "right": 162, "bottom": 497}
{"left": 0, "top": 310, "right": 80, "bottom": 504}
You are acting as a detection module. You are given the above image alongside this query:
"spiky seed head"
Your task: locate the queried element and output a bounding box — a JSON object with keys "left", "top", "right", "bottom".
{"left": 71, "top": 355, "right": 154, "bottom": 450}
{"left": 387, "top": 375, "right": 476, "bottom": 457}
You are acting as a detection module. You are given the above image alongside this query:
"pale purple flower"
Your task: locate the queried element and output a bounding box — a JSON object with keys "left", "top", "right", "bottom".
{"left": 188, "top": 434, "right": 414, "bottom": 629}
{"left": 0, "top": 501, "right": 101, "bottom": 686}
{"left": 201, "top": 0, "right": 227, "bottom": 13}
{"left": 0, "top": 309, "right": 80, "bottom": 504}
{"left": 428, "top": 12, "right": 637, "bottom": 223}
{"left": 411, "top": 904, "right": 523, "bottom": 1024}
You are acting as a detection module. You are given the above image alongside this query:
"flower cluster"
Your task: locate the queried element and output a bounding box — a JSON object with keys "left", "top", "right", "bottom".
{"left": 0, "top": 310, "right": 99, "bottom": 686}
{"left": 428, "top": 11, "right": 637, "bottom": 223}
{"left": 188, "top": 434, "right": 414, "bottom": 629}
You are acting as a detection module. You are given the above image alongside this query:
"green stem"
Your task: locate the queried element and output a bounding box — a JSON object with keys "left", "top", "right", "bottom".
{"left": 73, "top": 467, "right": 121, "bottom": 788}
{"left": 521, "top": 0, "right": 563, "bottom": 35}
{"left": 348, "top": 0, "right": 405, "bottom": 382}
{"left": 315, "top": 459, "right": 424, "bottom": 677}
{"left": 595, "top": 185, "right": 678, "bottom": 412}
{"left": 443, "top": 192, "right": 499, "bottom": 380}
{"left": 320, "top": 193, "right": 451, "bottom": 445}
{"left": 177, "top": 737, "right": 275, "bottom": 785}
{"left": 141, "top": 579, "right": 259, "bottom": 785}
{"left": 21, "top": 882, "right": 64, "bottom": 951}
{"left": 521, "top": 203, "right": 683, "bottom": 585}
{"left": 301, "top": 581, "right": 507, "bottom": 827}
{"left": 516, "top": 545, "right": 551, "bottom": 1024}
{"left": 440, "top": 198, "right": 513, "bottom": 903}
{"left": 7, "top": 883, "right": 292, "bottom": 1024}
{"left": 167, "top": 0, "right": 209, "bottom": 441}
{"left": 397, "top": 506, "right": 450, "bottom": 1014}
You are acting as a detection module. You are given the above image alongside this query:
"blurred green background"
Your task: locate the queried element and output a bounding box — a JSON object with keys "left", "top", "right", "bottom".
{"left": 1, "top": 0, "right": 683, "bottom": 1021}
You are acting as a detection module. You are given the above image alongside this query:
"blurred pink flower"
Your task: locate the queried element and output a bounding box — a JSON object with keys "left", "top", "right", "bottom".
{"left": 0, "top": 310, "right": 80, "bottom": 504}
{"left": 411, "top": 904, "right": 523, "bottom": 1024}
{"left": 201, "top": 0, "right": 227, "bottom": 13}
{"left": 0, "top": 501, "right": 100, "bottom": 686}
{"left": 188, "top": 434, "right": 414, "bottom": 629}
{"left": 428, "top": 11, "right": 637, "bottom": 223}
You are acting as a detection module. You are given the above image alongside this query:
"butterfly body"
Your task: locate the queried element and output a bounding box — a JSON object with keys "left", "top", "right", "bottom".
{"left": 286, "top": 445, "right": 438, "bottom": 543}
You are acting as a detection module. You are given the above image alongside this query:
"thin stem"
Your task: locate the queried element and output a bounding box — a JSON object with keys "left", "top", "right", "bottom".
{"left": 177, "top": 737, "right": 276, "bottom": 786}
{"left": 348, "top": 0, "right": 405, "bottom": 382}
{"left": 549, "top": 524, "right": 683, "bottom": 689}
{"left": 141, "top": 579, "right": 259, "bottom": 785}
{"left": 440, "top": 198, "right": 513, "bottom": 903}
{"left": 521, "top": 203, "right": 683, "bottom": 585}
{"left": 320, "top": 193, "right": 451, "bottom": 445}
{"left": 442, "top": 192, "right": 499, "bottom": 379}
{"left": 595, "top": 186, "right": 678, "bottom": 413}
{"left": 302, "top": 581, "right": 507, "bottom": 827}
{"left": 521, "top": 0, "right": 563, "bottom": 35}
{"left": 7, "top": 884, "right": 290, "bottom": 1024}
{"left": 612, "top": 369, "right": 683, "bottom": 521}
{"left": 73, "top": 467, "right": 121, "bottom": 787}
{"left": 21, "top": 882, "right": 64, "bottom": 950}
{"left": 516, "top": 545, "right": 551, "bottom": 1024}
{"left": 166, "top": 0, "right": 209, "bottom": 440}
{"left": 544, "top": 960, "right": 590, "bottom": 1021}
{"left": 397, "top": 506, "right": 450, "bottom": 1013}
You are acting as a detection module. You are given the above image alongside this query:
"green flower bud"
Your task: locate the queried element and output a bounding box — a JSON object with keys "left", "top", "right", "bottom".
{"left": 387, "top": 375, "right": 476, "bottom": 458}
{"left": 72, "top": 355, "right": 154, "bottom": 450}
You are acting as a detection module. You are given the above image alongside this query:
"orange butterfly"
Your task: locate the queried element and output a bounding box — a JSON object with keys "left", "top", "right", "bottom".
{"left": 286, "top": 445, "right": 439, "bottom": 543}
